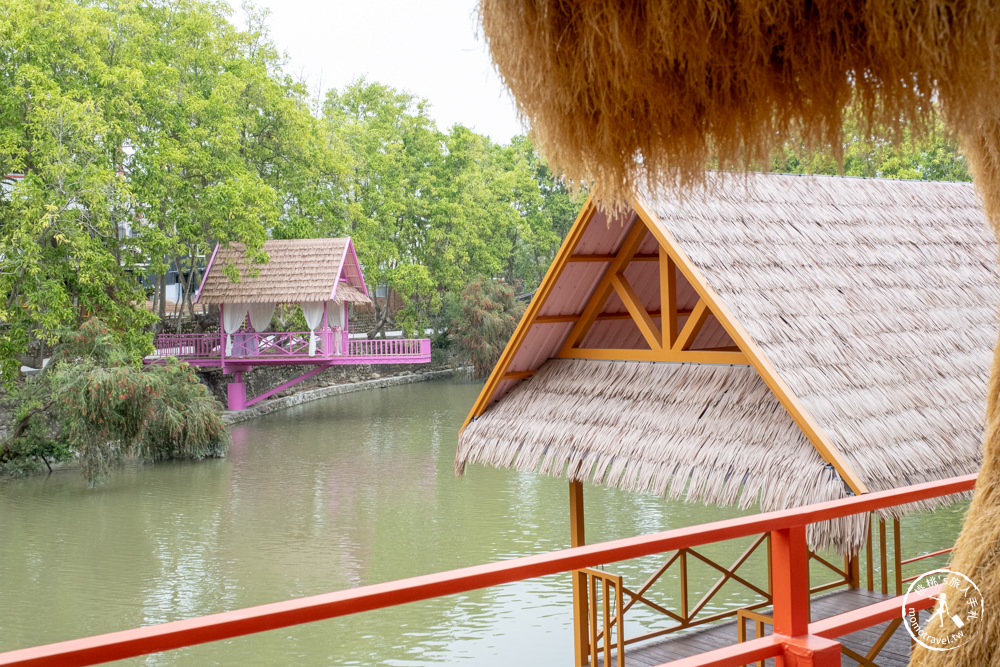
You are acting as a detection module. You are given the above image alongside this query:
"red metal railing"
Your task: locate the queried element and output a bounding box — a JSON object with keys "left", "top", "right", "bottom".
{"left": 0, "top": 474, "right": 975, "bottom": 667}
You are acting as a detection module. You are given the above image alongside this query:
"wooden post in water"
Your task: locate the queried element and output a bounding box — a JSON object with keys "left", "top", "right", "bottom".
{"left": 570, "top": 480, "right": 589, "bottom": 666}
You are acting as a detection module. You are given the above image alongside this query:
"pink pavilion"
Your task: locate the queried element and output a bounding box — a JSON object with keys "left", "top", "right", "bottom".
{"left": 147, "top": 237, "right": 431, "bottom": 410}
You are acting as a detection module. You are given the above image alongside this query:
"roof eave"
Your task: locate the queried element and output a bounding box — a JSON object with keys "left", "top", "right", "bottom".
{"left": 194, "top": 242, "right": 220, "bottom": 304}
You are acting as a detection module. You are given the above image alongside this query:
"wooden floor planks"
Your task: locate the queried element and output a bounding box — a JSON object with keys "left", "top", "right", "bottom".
{"left": 591, "top": 588, "right": 915, "bottom": 667}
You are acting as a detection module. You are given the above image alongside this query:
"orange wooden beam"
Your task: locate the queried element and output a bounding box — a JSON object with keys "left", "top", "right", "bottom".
{"left": 610, "top": 271, "right": 662, "bottom": 351}
{"left": 672, "top": 300, "right": 710, "bottom": 351}
{"left": 560, "top": 349, "right": 747, "bottom": 364}
{"left": 660, "top": 247, "right": 678, "bottom": 348}
{"left": 501, "top": 370, "right": 535, "bottom": 381}
{"left": 567, "top": 253, "right": 659, "bottom": 262}
{"left": 534, "top": 309, "right": 691, "bottom": 325}
{"left": 559, "top": 215, "right": 649, "bottom": 356}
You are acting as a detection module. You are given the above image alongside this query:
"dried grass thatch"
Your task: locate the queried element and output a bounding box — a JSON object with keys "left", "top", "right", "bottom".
{"left": 459, "top": 358, "right": 869, "bottom": 551}
{"left": 650, "top": 174, "right": 994, "bottom": 499}
{"left": 198, "top": 238, "right": 371, "bottom": 305}
{"left": 458, "top": 173, "right": 994, "bottom": 556}
{"left": 480, "top": 0, "right": 1000, "bottom": 209}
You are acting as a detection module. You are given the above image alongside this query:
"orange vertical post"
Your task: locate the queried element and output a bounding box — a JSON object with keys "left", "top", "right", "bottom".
{"left": 570, "top": 480, "right": 589, "bottom": 666}
{"left": 781, "top": 635, "right": 842, "bottom": 666}
{"left": 847, "top": 553, "right": 860, "bottom": 589}
{"left": 770, "top": 525, "right": 810, "bottom": 637}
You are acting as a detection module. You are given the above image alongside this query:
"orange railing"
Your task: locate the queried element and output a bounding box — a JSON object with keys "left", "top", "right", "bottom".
{"left": 0, "top": 474, "right": 975, "bottom": 667}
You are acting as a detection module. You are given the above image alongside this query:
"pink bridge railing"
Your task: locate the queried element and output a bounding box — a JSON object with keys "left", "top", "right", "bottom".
{"left": 149, "top": 333, "right": 220, "bottom": 358}
{"left": 151, "top": 332, "right": 430, "bottom": 360}
{"left": 348, "top": 337, "right": 430, "bottom": 358}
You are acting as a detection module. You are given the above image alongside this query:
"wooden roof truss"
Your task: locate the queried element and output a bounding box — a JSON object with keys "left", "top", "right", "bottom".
{"left": 466, "top": 197, "right": 868, "bottom": 496}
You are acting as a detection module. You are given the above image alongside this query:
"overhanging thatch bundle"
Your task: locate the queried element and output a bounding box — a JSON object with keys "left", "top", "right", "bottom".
{"left": 457, "top": 173, "right": 996, "bottom": 555}
{"left": 480, "top": 0, "right": 1000, "bottom": 211}
{"left": 460, "top": 358, "right": 870, "bottom": 549}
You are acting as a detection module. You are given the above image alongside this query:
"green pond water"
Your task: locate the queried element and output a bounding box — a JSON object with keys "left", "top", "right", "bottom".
{"left": 0, "top": 379, "right": 968, "bottom": 665}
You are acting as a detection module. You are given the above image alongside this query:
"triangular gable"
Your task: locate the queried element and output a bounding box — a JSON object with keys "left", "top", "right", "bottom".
{"left": 331, "top": 237, "right": 370, "bottom": 302}
{"left": 462, "top": 196, "right": 867, "bottom": 495}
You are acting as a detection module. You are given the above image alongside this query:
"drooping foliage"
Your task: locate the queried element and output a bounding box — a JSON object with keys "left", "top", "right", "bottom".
{"left": 449, "top": 279, "right": 525, "bottom": 379}
{"left": 2, "top": 319, "right": 228, "bottom": 486}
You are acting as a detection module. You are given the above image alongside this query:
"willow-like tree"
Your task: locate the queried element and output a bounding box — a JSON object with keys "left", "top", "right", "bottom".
{"left": 449, "top": 279, "right": 525, "bottom": 379}
{"left": 2, "top": 319, "right": 228, "bottom": 486}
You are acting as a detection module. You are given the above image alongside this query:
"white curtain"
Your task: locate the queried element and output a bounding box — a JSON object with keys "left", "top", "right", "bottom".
{"left": 326, "top": 300, "right": 344, "bottom": 329}
{"left": 326, "top": 301, "right": 344, "bottom": 354}
{"left": 247, "top": 303, "right": 275, "bottom": 332}
{"left": 222, "top": 303, "right": 248, "bottom": 356}
{"left": 301, "top": 302, "right": 325, "bottom": 356}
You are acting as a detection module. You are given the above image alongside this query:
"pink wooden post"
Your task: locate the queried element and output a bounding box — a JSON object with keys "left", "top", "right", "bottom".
{"left": 219, "top": 303, "right": 226, "bottom": 371}
{"left": 343, "top": 303, "right": 350, "bottom": 356}
{"left": 227, "top": 370, "right": 247, "bottom": 411}
{"left": 322, "top": 302, "right": 329, "bottom": 357}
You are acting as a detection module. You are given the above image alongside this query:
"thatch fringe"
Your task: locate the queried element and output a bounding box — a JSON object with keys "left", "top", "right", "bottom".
{"left": 458, "top": 359, "right": 871, "bottom": 553}
{"left": 479, "top": 0, "right": 1000, "bottom": 206}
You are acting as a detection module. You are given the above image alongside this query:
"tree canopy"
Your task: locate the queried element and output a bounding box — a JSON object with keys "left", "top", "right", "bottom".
{"left": 0, "top": 0, "right": 581, "bottom": 382}
{"left": 0, "top": 0, "right": 968, "bottom": 385}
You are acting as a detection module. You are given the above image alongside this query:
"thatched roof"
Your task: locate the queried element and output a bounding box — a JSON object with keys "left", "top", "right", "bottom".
{"left": 457, "top": 173, "right": 998, "bottom": 552}
{"left": 196, "top": 238, "right": 371, "bottom": 305}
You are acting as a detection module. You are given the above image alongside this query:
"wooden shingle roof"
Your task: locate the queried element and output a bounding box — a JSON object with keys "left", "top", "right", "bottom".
{"left": 196, "top": 238, "right": 371, "bottom": 305}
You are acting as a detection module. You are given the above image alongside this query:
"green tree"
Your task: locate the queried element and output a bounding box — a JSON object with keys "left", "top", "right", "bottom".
{"left": 772, "top": 111, "right": 970, "bottom": 181}
{"left": 2, "top": 318, "right": 228, "bottom": 485}
{"left": 449, "top": 278, "right": 525, "bottom": 379}
{"left": 0, "top": 0, "right": 326, "bottom": 381}
{"left": 323, "top": 79, "right": 442, "bottom": 337}
{"left": 0, "top": 0, "right": 156, "bottom": 383}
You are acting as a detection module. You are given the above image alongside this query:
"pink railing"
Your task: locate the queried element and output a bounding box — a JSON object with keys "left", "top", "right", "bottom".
{"left": 152, "top": 333, "right": 430, "bottom": 360}
{"left": 0, "top": 474, "right": 976, "bottom": 667}
{"left": 149, "top": 333, "right": 220, "bottom": 358}
{"left": 348, "top": 337, "right": 430, "bottom": 358}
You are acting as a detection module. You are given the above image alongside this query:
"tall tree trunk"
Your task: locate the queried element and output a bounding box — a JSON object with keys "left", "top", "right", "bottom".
{"left": 185, "top": 250, "right": 202, "bottom": 320}
{"left": 157, "top": 274, "right": 166, "bottom": 320}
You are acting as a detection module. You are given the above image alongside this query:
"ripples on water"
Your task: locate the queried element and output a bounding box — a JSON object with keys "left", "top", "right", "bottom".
{"left": 0, "top": 380, "right": 970, "bottom": 665}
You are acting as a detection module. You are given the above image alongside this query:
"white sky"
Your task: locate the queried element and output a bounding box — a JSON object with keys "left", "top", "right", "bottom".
{"left": 230, "top": 0, "right": 526, "bottom": 143}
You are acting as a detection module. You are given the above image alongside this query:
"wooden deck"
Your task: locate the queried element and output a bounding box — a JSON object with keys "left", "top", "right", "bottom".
{"left": 595, "top": 589, "right": 912, "bottom": 667}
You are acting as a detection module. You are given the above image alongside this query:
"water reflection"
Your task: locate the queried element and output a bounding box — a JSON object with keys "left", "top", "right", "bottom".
{"left": 0, "top": 379, "right": 970, "bottom": 665}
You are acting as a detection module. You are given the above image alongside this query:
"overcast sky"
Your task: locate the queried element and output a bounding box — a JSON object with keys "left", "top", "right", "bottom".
{"left": 230, "top": 0, "right": 526, "bottom": 143}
